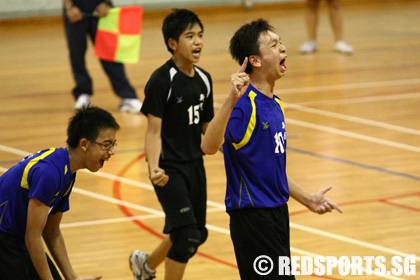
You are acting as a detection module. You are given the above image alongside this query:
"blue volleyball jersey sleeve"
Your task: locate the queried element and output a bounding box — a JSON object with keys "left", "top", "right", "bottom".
{"left": 0, "top": 148, "right": 75, "bottom": 236}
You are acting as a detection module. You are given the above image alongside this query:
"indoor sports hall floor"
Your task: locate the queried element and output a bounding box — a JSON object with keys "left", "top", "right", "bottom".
{"left": 0, "top": 0, "right": 419, "bottom": 279}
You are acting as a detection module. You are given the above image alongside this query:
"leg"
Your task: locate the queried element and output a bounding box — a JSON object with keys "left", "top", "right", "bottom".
{"left": 63, "top": 12, "right": 92, "bottom": 99}
{"left": 130, "top": 164, "right": 199, "bottom": 279}
{"left": 300, "top": 0, "right": 321, "bottom": 54}
{"left": 0, "top": 232, "right": 62, "bottom": 280}
{"left": 165, "top": 225, "right": 202, "bottom": 280}
{"left": 327, "top": 0, "right": 344, "bottom": 41}
{"left": 164, "top": 258, "right": 187, "bottom": 280}
{"left": 0, "top": 232, "right": 33, "bottom": 279}
{"left": 229, "top": 207, "right": 295, "bottom": 280}
{"left": 87, "top": 19, "right": 138, "bottom": 100}
{"left": 305, "top": 0, "right": 321, "bottom": 41}
{"left": 99, "top": 60, "right": 138, "bottom": 99}
{"left": 327, "top": 0, "right": 354, "bottom": 53}
{"left": 147, "top": 235, "right": 172, "bottom": 270}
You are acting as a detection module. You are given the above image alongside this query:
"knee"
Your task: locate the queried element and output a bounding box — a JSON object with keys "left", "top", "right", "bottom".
{"left": 307, "top": 0, "right": 320, "bottom": 10}
{"left": 199, "top": 227, "right": 208, "bottom": 245}
{"left": 168, "top": 226, "right": 202, "bottom": 263}
{"left": 327, "top": 0, "right": 341, "bottom": 10}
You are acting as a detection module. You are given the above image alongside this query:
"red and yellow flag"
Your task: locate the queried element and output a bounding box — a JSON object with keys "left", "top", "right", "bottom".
{"left": 94, "top": 6, "right": 143, "bottom": 64}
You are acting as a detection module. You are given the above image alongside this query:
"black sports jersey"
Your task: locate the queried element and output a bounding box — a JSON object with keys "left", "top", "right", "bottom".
{"left": 141, "top": 59, "right": 214, "bottom": 162}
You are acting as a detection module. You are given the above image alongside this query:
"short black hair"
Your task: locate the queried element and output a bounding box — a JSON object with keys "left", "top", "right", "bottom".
{"left": 66, "top": 106, "right": 120, "bottom": 148}
{"left": 162, "top": 8, "right": 204, "bottom": 54}
{"left": 229, "top": 19, "right": 275, "bottom": 74}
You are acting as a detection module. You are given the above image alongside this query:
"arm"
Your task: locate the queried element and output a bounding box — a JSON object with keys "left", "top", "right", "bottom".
{"left": 288, "top": 175, "right": 343, "bottom": 214}
{"left": 25, "top": 198, "right": 56, "bottom": 280}
{"left": 44, "top": 214, "right": 102, "bottom": 280}
{"left": 145, "top": 114, "right": 169, "bottom": 187}
{"left": 94, "top": 1, "right": 112, "bottom": 18}
{"left": 42, "top": 212, "right": 79, "bottom": 279}
{"left": 63, "top": 0, "right": 83, "bottom": 23}
{"left": 26, "top": 198, "right": 102, "bottom": 280}
{"left": 201, "top": 122, "right": 210, "bottom": 135}
{"left": 201, "top": 58, "right": 249, "bottom": 154}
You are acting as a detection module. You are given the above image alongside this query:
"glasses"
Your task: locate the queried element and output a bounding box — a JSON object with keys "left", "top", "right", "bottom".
{"left": 93, "top": 140, "right": 117, "bottom": 151}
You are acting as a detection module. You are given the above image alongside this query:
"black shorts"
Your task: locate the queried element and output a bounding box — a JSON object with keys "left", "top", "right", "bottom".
{"left": 0, "top": 231, "right": 62, "bottom": 280}
{"left": 154, "top": 158, "right": 207, "bottom": 234}
{"left": 229, "top": 205, "right": 295, "bottom": 280}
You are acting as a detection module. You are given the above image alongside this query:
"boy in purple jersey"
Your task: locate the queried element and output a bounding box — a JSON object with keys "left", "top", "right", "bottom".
{"left": 0, "top": 106, "right": 119, "bottom": 280}
{"left": 202, "top": 19, "right": 343, "bottom": 279}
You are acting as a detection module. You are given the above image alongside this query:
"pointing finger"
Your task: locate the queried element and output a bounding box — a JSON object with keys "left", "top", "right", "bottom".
{"left": 237, "top": 57, "right": 248, "bottom": 73}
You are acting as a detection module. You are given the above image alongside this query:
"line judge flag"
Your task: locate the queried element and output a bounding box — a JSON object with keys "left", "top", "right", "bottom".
{"left": 94, "top": 6, "right": 143, "bottom": 64}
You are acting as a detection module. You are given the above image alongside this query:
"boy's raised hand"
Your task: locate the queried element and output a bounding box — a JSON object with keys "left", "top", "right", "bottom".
{"left": 230, "top": 57, "right": 249, "bottom": 99}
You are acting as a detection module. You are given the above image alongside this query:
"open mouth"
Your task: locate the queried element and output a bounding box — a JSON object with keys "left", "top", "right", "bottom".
{"left": 280, "top": 58, "right": 287, "bottom": 71}
{"left": 100, "top": 158, "right": 109, "bottom": 167}
{"left": 192, "top": 49, "right": 201, "bottom": 58}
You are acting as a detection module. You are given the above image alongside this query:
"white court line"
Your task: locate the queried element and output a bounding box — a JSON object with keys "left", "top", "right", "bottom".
{"left": 285, "top": 102, "right": 420, "bottom": 136}
{"left": 61, "top": 207, "right": 224, "bottom": 229}
{"left": 275, "top": 77, "right": 420, "bottom": 95}
{"left": 0, "top": 165, "right": 416, "bottom": 279}
{"left": 297, "top": 91, "right": 420, "bottom": 107}
{"left": 287, "top": 118, "right": 420, "bottom": 153}
{"left": 291, "top": 223, "right": 420, "bottom": 262}
{"left": 1, "top": 143, "right": 418, "bottom": 261}
{"left": 60, "top": 214, "right": 163, "bottom": 228}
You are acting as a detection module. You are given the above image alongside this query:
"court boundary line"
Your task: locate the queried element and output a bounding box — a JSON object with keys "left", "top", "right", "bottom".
{"left": 1, "top": 145, "right": 419, "bottom": 265}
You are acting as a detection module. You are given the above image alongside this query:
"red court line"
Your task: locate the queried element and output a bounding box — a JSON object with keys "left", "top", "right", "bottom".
{"left": 290, "top": 192, "right": 420, "bottom": 216}
{"left": 113, "top": 153, "right": 346, "bottom": 279}
{"left": 112, "top": 153, "right": 238, "bottom": 268}
{"left": 379, "top": 199, "right": 420, "bottom": 213}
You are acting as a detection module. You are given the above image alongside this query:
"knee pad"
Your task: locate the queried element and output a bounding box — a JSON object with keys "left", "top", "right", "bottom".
{"left": 168, "top": 225, "right": 202, "bottom": 263}
{"left": 199, "top": 227, "right": 208, "bottom": 245}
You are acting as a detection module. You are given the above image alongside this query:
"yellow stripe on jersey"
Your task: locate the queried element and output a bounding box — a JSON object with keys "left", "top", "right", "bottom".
{"left": 232, "top": 91, "right": 257, "bottom": 150}
{"left": 21, "top": 148, "right": 56, "bottom": 190}
{"left": 63, "top": 178, "right": 75, "bottom": 197}
{"left": 275, "top": 98, "right": 285, "bottom": 116}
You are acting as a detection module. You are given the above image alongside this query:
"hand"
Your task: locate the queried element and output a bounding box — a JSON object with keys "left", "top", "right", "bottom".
{"left": 308, "top": 186, "right": 343, "bottom": 214}
{"left": 94, "top": 2, "right": 111, "bottom": 18}
{"left": 77, "top": 276, "right": 102, "bottom": 280}
{"left": 230, "top": 57, "right": 250, "bottom": 100}
{"left": 66, "top": 6, "right": 83, "bottom": 23}
{"left": 150, "top": 167, "right": 169, "bottom": 187}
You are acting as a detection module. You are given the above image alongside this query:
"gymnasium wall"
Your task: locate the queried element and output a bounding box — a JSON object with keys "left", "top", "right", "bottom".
{"left": 0, "top": 0, "right": 302, "bottom": 19}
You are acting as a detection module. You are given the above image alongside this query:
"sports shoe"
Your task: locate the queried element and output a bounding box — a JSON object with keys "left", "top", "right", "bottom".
{"left": 119, "top": 98, "right": 142, "bottom": 113}
{"left": 74, "top": 94, "right": 91, "bottom": 109}
{"left": 335, "top": 40, "right": 354, "bottom": 55}
{"left": 129, "top": 250, "right": 156, "bottom": 280}
{"left": 299, "top": 40, "right": 317, "bottom": 54}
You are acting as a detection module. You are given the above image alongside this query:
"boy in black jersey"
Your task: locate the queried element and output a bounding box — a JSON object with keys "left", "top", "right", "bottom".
{"left": 129, "top": 9, "right": 214, "bottom": 280}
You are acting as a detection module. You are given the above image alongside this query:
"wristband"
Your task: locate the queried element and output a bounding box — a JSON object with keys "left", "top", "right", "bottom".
{"left": 66, "top": 3, "right": 74, "bottom": 10}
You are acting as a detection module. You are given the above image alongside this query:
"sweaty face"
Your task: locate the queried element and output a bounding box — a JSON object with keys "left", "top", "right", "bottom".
{"left": 172, "top": 23, "right": 204, "bottom": 64}
{"left": 257, "top": 30, "right": 287, "bottom": 81}
{"left": 85, "top": 128, "right": 117, "bottom": 172}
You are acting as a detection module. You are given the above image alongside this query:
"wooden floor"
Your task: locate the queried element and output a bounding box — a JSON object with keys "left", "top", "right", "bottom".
{"left": 1, "top": 0, "right": 420, "bottom": 279}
